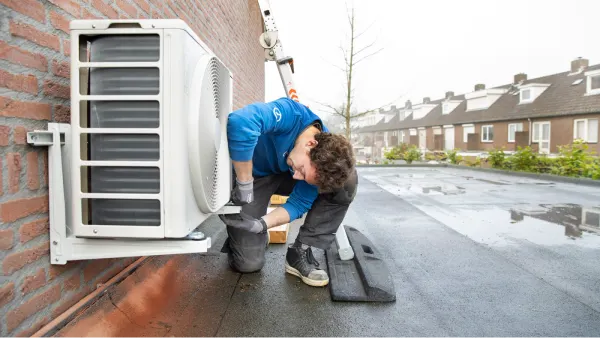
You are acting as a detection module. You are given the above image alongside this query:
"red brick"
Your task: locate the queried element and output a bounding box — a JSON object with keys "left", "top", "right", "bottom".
{"left": 7, "top": 153, "right": 22, "bottom": 193}
{"left": 14, "top": 316, "right": 49, "bottom": 337}
{"left": 92, "top": 0, "right": 118, "bottom": 18}
{"left": 54, "top": 104, "right": 70, "bottom": 123}
{"left": 9, "top": 21, "right": 61, "bottom": 52}
{"left": 0, "top": 195, "right": 49, "bottom": 223}
{"left": 0, "top": 0, "right": 45, "bottom": 23}
{"left": 0, "top": 69, "right": 38, "bottom": 95}
{"left": 65, "top": 272, "right": 80, "bottom": 290}
{"left": 43, "top": 80, "right": 70, "bottom": 99}
{"left": 0, "top": 125, "right": 8, "bottom": 146}
{"left": 0, "top": 282, "right": 15, "bottom": 308}
{"left": 96, "top": 261, "right": 127, "bottom": 285}
{"left": 13, "top": 126, "right": 27, "bottom": 144}
{"left": 50, "top": 11, "right": 70, "bottom": 34}
{"left": 132, "top": 0, "right": 150, "bottom": 15}
{"left": 83, "top": 258, "right": 118, "bottom": 282}
{"left": 26, "top": 152, "right": 39, "bottom": 190}
{"left": 48, "top": 0, "right": 81, "bottom": 17}
{"left": 19, "top": 217, "right": 48, "bottom": 244}
{"left": 0, "top": 229, "right": 14, "bottom": 250}
{"left": 0, "top": 41, "right": 48, "bottom": 72}
{"left": 63, "top": 39, "right": 71, "bottom": 56}
{"left": 21, "top": 268, "right": 46, "bottom": 295}
{"left": 51, "top": 285, "right": 91, "bottom": 318}
{"left": 49, "top": 261, "right": 80, "bottom": 280}
{"left": 6, "top": 284, "right": 60, "bottom": 332}
{"left": 0, "top": 97, "right": 51, "bottom": 121}
{"left": 116, "top": 0, "right": 137, "bottom": 18}
{"left": 0, "top": 157, "right": 2, "bottom": 196}
{"left": 3, "top": 241, "right": 50, "bottom": 275}
{"left": 52, "top": 60, "right": 70, "bottom": 78}
{"left": 82, "top": 8, "right": 102, "bottom": 19}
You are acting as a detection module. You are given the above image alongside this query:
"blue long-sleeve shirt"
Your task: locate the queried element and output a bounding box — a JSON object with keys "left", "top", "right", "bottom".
{"left": 226, "top": 97, "right": 329, "bottom": 221}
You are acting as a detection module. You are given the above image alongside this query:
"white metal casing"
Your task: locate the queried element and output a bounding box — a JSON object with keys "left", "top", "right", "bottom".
{"left": 70, "top": 19, "right": 233, "bottom": 239}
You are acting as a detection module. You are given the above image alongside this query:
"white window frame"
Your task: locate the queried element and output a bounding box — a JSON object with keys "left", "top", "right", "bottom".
{"left": 532, "top": 122, "right": 543, "bottom": 142}
{"left": 585, "top": 69, "right": 600, "bottom": 96}
{"left": 508, "top": 123, "right": 523, "bottom": 143}
{"left": 409, "top": 128, "right": 417, "bottom": 136}
{"left": 433, "top": 126, "right": 442, "bottom": 135}
{"left": 481, "top": 125, "right": 494, "bottom": 143}
{"left": 462, "top": 124, "right": 474, "bottom": 143}
{"left": 520, "top": 89, "right": 532, "bottom": 103}
{"left": 573, "top": 118, "right": 599, "bottom": 143}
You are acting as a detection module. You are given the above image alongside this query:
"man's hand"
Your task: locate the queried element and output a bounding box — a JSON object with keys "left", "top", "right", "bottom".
{"left": 219, "top": 212, "right": 267, "bottom": 233}
{"left": 231, "top": 178, "right": 254, "bottom": 205}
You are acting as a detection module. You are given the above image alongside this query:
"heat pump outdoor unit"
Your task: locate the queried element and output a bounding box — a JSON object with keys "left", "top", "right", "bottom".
{"left": 27, "top": 19, "right": 237, "bottom": 264}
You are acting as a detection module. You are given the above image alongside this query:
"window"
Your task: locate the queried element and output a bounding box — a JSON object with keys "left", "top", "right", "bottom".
{"left": 433, "top": 127, "right": 442, "bottom": 135}
{"left": 520, "top": 89, "right": 531, "bottom": 102}
{"left": 585, "top": 70, "right": 600, "bottom": 95}
{"left": 508, "top": 123, "right": 524, "bottom": 143}
{"left": 463, "top": 125, "right": 474, "bottom": 142}
{"left": 592, "top": 76, "right": 600, "bottom": 91}
{"left": 481, "top": 125, "right": 494, "bottom": 142}
{"left": 573, "top": 118, "right": 598, "bottom": 143}
{"left": 409, "top": 129, "right": 417, "bottom": 136}
{"left": 442, "top": 103, "right": 451, "bottom": 115}
{"left": 532, "top": 123, "right": 541, "bottom": 142}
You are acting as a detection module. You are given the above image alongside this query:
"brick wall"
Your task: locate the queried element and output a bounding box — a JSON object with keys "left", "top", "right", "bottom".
{"left": 0, "top": 0, "right": 264, "bottom": 336}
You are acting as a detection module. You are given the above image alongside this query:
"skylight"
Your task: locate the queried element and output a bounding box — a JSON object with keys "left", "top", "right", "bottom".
{"left": 572, "top": 78, "right": 583, "bottom": 86}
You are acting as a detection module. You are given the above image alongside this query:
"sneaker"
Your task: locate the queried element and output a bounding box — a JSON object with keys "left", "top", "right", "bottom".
{"left": 285, "top": 244, "right": 329, "bottom": 287}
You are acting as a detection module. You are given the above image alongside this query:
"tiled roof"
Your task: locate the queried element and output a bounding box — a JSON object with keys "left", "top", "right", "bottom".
{"left": 358, "top": 63, "right": 600, "bottom": 133}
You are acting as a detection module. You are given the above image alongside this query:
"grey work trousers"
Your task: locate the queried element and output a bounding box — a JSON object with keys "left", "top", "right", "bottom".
{"left": 224, "top": 169, "right": 358, "bottom": 273}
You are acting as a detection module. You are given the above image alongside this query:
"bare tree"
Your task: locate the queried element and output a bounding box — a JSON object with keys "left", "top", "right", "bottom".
{"left": 316, "top": 2, "right": 398, "bottom": 140}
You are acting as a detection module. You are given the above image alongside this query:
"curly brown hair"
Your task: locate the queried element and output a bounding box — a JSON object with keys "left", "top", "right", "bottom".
{"left": 310, "top": 132, "right": 355, "bottom": 193}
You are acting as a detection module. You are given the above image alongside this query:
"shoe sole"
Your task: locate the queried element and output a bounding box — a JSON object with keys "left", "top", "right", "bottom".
{"left": 284, "top": 262, "right": 329, "bottom": 287}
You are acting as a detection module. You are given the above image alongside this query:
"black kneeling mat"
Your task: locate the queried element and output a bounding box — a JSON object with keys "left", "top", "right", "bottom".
{"left": 325, "top": 225, "right": 396, "bottom": 302}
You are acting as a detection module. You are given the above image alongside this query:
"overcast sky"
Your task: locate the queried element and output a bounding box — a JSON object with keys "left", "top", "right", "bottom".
{"left": 263, "top": 0, "right": 600, "bottom": 119}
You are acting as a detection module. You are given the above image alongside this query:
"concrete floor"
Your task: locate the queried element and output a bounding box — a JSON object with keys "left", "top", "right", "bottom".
{"left": 56, "top": 167, "right": 600, "bottom": 337}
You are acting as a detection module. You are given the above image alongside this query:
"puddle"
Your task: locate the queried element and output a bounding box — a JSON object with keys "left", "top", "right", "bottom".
{"left": 474, "top": 178, "right": 510, "bottom": 185}
{"left": 421, "top": 185, "right": 466, "bottom": 195}
{"left": 510, "top": 204, "right": 600, "bottom": 239}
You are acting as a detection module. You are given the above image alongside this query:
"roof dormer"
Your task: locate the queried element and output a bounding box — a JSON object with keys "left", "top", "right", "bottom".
{"left": 518, "top": 83, "right": 550, "bottom": 104}
{"left": 584, "top": 68, "right": 600, "bottom": 96}
{"left": 464, "top": 84, "right": 507, "bottom": 111}
{"left": 411, "top": 97, "right": 437, "bottom": 120}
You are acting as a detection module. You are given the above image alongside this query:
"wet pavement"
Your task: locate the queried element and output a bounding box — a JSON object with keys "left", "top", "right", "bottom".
{"left": 56, "top": 167, "right": 600, "bottom": 336}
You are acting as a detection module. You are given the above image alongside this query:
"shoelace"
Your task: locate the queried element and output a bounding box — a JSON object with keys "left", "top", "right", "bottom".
{"left": 304, "top": 246, "right": 320, "bottom": 268}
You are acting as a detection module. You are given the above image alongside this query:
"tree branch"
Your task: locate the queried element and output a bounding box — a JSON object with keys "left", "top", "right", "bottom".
{"left": 354, "top": 47, "right": 383, "bottom": 65}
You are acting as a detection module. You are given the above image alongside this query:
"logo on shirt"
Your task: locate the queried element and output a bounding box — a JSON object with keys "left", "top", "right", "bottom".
{"left": 273, "top": 107, "right": 282, "bottom": 122}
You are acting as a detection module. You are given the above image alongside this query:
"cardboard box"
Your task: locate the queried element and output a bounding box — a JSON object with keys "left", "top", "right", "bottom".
{"left": 267, "top": 207, "right": 289, "bottom": 244}
{"left": 270, "top": 194, "right": 289, "bottom": 205}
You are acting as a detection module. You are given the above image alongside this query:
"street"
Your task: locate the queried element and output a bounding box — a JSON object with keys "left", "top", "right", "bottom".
{"left": 56, "top": 167, "right": 600, "bottom": 337}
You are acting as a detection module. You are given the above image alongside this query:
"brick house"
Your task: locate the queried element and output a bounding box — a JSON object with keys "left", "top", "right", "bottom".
{"left": 357, "top": 57, "right": 600, "bottom": 158}
{"left": 0, "top": 1, "right": 264, "bottom": 336}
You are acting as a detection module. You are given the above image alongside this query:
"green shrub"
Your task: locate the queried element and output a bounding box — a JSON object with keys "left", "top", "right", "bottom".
{"left": 433, "top": 151, "right": 448, "bottom": 161}
{"left": 487, "top": 148, "right": 506, "bottom": 168}
{"left": 404, "top": 146, "right": 421, "bottom": 164}
{"left": 383, "top": 143, "right": 410, "bottom": 160}
{"left": 446, "top": 148, "right": 463, "bottom": 165}
{"left": 424, "top": 152, "right": 437, "bottom": 161}
{"left": 552, "top": 140, "right": 599, "bottom": 178}
{"left": 465, "top": 157, "right": 481, "bottom": 167}
{"left": 507, "top": 146, "right": 538, "bottom": 172}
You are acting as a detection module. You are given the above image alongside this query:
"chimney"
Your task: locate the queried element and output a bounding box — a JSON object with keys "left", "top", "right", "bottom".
{"left": 379, "top": 108, "right": 385, "bottom": 113}
{"left": 391, "top": 105, "right": 397, "bottom": 111}
{"left": 514, "top": 73, "right": 527, "bottom": 84}
{"left": 423, "top": 97, "right": 431, "bottom": 104}
{"left": 475, "top": 83, "right": 485, "bottom": 91}
{"left": 405, "top": 100, "right": 412, "bottom": 110}
{"left": 445, "top": 91, "right": 454, "bottom": 99}
{"left": 571, "top": 57, "right": 589, "bottom": 73}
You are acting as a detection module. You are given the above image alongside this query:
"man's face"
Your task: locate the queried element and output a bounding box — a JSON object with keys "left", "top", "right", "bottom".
{"left": 287, "top": 139, "right": 318, "bottom": 185}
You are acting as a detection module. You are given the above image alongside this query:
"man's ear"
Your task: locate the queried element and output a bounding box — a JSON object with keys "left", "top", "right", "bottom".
{"left": 305, "top": 139, "right": 318, "bottom": 149}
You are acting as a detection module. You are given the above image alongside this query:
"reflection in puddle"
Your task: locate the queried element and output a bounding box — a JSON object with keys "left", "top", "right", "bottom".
{"left": 421, "top": 185, "right": 465, "bottom": 195}
{"left": 510, "top": 204, "right": 600, "bottom": 238}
